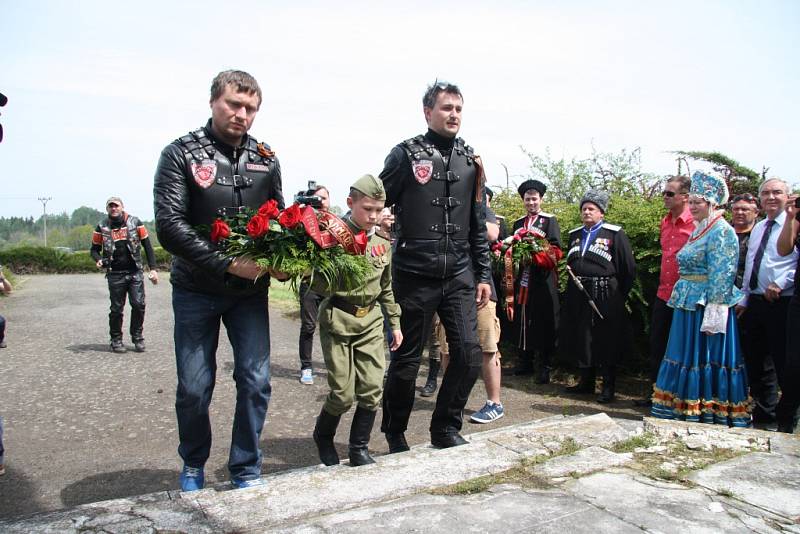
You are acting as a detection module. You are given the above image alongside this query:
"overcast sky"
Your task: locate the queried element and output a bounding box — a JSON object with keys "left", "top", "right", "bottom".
{"left": 1, "top": 0, "right": 798, "bottom": 220}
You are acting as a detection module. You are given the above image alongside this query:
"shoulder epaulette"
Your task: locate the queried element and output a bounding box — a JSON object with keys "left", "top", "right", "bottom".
{"left": 400, "top": 135, "right": 434, "bottom": 160}
{"left": 602, "top": 223, "right": 621, "bottom": 232}
{"left": 175, "top": 127, "right": 215, "bottom": 161}
{"left": 569, "top": 225, "right": 584, "bottom": 234}
{"left": 538, "top": 211, "right": 554, "bottom": 218}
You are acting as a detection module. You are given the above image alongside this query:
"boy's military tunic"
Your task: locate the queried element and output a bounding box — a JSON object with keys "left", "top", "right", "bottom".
{"left": 314, "top": 222, "right": 400, "bottom": 416}
{"left": 512, "top": 212, "right": 561, "bottom": 354}
{"left": 562, "top": 222, "right": 636, "bottom": 368}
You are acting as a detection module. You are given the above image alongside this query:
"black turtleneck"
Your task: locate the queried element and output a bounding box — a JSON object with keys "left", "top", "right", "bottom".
{"left": 423, "top": 128, "right": 456, "bottom": 153}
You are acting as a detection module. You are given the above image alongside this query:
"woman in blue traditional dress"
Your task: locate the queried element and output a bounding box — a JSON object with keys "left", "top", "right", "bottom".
{"left": 651, "top": 171, "right": 751, "bottom": 427}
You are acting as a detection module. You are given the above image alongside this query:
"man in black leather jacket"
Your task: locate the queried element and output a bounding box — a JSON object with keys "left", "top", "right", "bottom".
{"left": 153, "top": 70, "right": 284, "bottom": 491}
{"left": 380, "top": 81, "right": 492, "bottom": 451}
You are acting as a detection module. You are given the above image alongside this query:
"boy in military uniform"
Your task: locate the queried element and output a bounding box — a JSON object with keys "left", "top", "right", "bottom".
{"left": 312, "top": 174, "right": 403, "bottom": 467}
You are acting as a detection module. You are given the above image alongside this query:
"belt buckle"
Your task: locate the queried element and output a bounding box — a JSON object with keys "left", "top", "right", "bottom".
{"left": 354, "top": 306, "right": 368, "bottom": 318}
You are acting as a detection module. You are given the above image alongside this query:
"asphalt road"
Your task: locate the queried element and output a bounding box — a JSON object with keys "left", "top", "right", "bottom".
{"left": 0, "top": 273, "right": 649, "bottom": 519}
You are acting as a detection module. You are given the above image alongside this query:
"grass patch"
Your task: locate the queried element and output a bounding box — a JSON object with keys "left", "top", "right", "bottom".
{"left": 555, "top": 437, "right": 581, "bottom": 456}
{"left": 430, "top": 463, "right": 553, "bottom": 496}
{"left": 635, "top": 442, "right": 746, "bottom": 484}
{"left": 269, "top": 280, "right": 301, "bottom": 313}
{"left": 611, "top": 432, "right": 658, "bottom": 453}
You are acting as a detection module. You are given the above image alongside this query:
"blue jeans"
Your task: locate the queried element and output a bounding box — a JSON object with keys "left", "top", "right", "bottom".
{"left": 172, "top": 286, "right": 271, "bottom": 480}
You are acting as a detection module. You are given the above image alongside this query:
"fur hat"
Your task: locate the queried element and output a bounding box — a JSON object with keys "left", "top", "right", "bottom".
{"left": 517, "top": 179, "right": 547, "bottom": 198}
{"left": 580, "top": 189, "right": 609, "bottom": 213}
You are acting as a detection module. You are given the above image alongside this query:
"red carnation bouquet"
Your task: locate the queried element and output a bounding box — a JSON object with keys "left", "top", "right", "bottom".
{"left": 491, "top": 227, "right": 563, "bottom": 320}
{"left": 207, "top": 200, "right": 371, "bottom": 291}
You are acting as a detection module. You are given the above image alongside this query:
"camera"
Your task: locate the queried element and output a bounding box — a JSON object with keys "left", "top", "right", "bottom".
{"left": 294, "top": 180, "right": 324, "bottom": 209}
{"left": 795, "top": 197, "right": 800, "bottom": 209}
{"left": 100, "top": 258, "right": 111, "bottom": 268}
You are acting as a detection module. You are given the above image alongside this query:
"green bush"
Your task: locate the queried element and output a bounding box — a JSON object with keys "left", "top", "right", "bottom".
{"left": 0, "top": 246, "right": 172, "bottom": 274}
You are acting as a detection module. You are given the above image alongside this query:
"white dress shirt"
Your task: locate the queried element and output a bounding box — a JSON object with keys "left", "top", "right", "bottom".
{"left": 741, "top": 210, "right": 798, "bottom": 306}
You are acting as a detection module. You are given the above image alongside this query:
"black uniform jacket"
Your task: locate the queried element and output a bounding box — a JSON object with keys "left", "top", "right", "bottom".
{"left": 154, "top": 121, "right": 284, "bottom": 296}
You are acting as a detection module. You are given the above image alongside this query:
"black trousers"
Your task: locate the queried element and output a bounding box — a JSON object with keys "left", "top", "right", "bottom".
{"left": 740, "top": 295, "right": 790, "bottom": 422}
{"left": 107, "top": 270, "right": 145, "bottom": 342}
{"left": 381, "top": 269, "right": 482, "bottom": 436}
{"left": 777, "top": 296, "right": 800, "bottom": 428}
{"left": 648, "top": 298, "right": 674, "bottom": 384}
{"left": 298, "top": 282, "right": 325, "bottom": 370}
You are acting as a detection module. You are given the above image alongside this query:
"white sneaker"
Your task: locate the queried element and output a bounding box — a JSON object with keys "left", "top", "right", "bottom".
{"left": 300, "top": 368, "right": 314, "bottom": 385}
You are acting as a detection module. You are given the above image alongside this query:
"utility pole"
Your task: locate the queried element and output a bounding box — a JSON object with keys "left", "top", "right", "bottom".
{"left": 501, "top": 163, "right": 510, "bottom": 191}
{"left": 38, "top": 196, "right": 52, "bottom": 247}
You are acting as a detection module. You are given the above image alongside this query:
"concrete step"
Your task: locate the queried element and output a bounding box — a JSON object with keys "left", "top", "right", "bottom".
{"left": 0, "top": 413, "right": 629, "bottom": 532}
{"left": 2, "top": 414, "right": 797, "bottom": 533}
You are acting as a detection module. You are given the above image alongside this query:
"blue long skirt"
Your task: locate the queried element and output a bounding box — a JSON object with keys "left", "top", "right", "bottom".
{"left": 651, "top": 307, "right": 751, "bottom": 427}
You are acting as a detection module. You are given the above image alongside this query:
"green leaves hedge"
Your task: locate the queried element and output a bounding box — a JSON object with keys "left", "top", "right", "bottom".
{"left": 0, "top": 246, "right": 172, "bottom": 274}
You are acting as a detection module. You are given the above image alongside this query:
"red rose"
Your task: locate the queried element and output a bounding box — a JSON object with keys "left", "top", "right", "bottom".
{"left": 278, "top": 204, "right": 303, "bottom": 229}
{"left": 246, "top": 214, "right": 270, "bottom": 238}
{"left": 353, "top": 230, "right": 368, "bottom": 254}
{"left": 210, "top": 218, "right": 231, "bottom": 243}
{"left": 513, "top": 234, "right": 521, "bottom": 242}
{"left": 516, "top": 228, "right": 529, "bottom": 237}
{"left": 258, "top": 199, "right": 280, "bottom": 219}
{"left": 491, "top": 241, "right": 502, "bottom": 253}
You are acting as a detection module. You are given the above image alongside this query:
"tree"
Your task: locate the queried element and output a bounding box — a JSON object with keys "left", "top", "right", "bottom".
{"left": 671, "top": 150, "right": 763, "bottom": 198}
{"left": 70, "top": 206, "right": 105, "bottom": 227}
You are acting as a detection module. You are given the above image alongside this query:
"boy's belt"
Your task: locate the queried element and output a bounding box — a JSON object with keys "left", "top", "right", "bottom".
{"left": 331, "top": 296, "right": 375, "bottom": 318}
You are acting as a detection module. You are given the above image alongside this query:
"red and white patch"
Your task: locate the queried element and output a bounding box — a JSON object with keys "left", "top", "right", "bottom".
{"left": 412, "top": 160, "right": 434, "bottom": 185}
{"left": 191, "top": 160, "right": 217, "bottom": 189}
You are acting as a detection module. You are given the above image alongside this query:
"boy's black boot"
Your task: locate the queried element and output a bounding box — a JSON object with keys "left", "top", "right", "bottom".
{"left": 349, "top": 406, "right": 377, "bottom": 466}
{"left": 313, "top": 408, "right": 341, "bottom": 466}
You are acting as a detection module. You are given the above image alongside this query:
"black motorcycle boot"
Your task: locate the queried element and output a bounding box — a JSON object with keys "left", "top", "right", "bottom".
{"left": 597, "top": 367, "right": 616, "bottom": 404}
{"left": 313, "top": 408, "right": 341, "bottom": 466}
{"left": 535, "top": 351, "right": 552, "bottom": 384}
{"left": 420, "top": 359, "right": 440, "bottom": 397}
{"left": 565, "top": 367, "right": 596, "bottom": 393}
{"left": 348, "top": 406, "right": 377, "bottom": 466}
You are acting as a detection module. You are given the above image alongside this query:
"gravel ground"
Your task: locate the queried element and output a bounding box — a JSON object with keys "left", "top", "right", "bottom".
{"left": 0, "top": 273, "right": 649, "bottom": 519}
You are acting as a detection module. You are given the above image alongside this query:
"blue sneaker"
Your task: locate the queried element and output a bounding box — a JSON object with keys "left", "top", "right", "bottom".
{"left": 470, "top": 401, "right": 505, "bottom": 424}
{"left": 179, "top": 465, "right": 205, "bottom": 491}
{"left": 300, "top": 368, "right": 314, "bottom": 385}
{"left": 232, "top": 477, "right": 266, "bottom": 489}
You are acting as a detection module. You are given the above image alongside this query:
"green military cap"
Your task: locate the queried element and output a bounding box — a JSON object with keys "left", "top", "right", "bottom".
{"left": 350, "top": 174, "right": 386, "bottom": 201}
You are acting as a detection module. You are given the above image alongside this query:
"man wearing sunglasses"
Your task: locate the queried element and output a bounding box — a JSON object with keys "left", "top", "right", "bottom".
{"left": 379, "top": 81, "right": 492, "bottom": 451}
{"left": 635, "top": 175, "right": 693, "bottom": 407}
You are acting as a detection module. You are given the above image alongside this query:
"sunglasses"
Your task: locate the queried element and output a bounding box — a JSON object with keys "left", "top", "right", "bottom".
{"left": 732, "top": 193, "right": 757, "bottom": 204}
{"left": 662, "top": 191, "right": 676, "bottom": 198}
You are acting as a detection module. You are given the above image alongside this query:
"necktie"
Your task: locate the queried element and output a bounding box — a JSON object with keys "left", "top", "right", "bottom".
{"left": 748, "top": 219, "right": 776, "bottom": 290}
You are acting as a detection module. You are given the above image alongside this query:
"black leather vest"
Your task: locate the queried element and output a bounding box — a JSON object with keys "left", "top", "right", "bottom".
{"left": 394, "top": 135, "right": 477, "bottom": 240}
{"left": 176, "top": 128, "right": 279, "bottom": 227}
{"left": 99, "top": 214, "right": 143, "bottom": 270}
